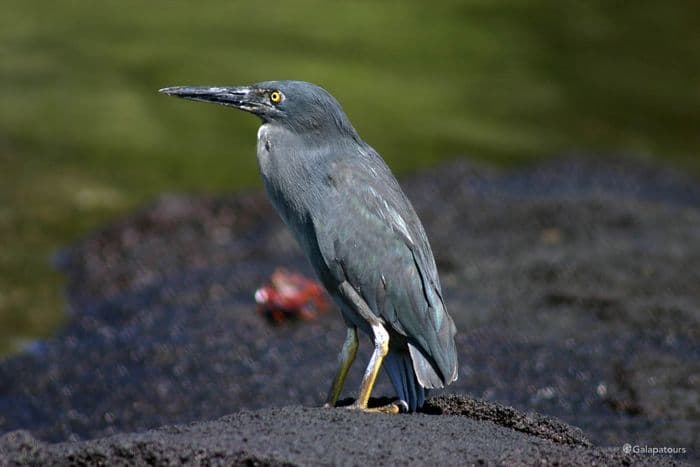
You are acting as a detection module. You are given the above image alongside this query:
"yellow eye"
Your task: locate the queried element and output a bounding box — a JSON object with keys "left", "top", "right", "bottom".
{"left": 270, "top": 90, "right": 282, "bottom": 104}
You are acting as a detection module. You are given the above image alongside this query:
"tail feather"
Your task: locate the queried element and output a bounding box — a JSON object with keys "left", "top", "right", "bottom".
{"left": 384, "top": 349, "right": 426, "bottom": 412}
{"left": 408, "top": 342, "right": 445, "bottom": 389}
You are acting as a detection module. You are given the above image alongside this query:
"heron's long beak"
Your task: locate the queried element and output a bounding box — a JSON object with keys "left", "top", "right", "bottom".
{"left": 158, "top": 86, "right": 261, "bottom": 112}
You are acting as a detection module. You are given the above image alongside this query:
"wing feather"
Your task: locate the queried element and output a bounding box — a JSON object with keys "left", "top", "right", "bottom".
{"left": 311, "top": 151, "right": 457, "bottom": 385}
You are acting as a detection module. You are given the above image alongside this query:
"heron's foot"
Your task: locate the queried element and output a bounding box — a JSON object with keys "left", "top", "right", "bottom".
{"left": 345, "top": 400, "right": 408, "bottom": 414}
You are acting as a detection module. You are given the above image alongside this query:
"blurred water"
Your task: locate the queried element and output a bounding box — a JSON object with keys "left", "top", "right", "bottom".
{"left": 1, "top": 1, "right": 699, "bottom": 353}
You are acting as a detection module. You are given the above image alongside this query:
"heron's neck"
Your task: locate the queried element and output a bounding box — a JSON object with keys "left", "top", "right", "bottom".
{"left": 256, "top": 123, "right": 358, "bottom": 175}
{"left": 256, "top": 122, "right": 326, "bottom": 210}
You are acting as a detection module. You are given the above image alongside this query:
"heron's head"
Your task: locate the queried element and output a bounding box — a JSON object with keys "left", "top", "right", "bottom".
{"left": 159, "top": 80, "right": 358, "bottom": 138}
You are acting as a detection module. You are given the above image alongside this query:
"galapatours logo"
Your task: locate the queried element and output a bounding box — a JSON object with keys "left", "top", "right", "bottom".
{"left": 622, "top": 443, "right": 687, "bottom": 455}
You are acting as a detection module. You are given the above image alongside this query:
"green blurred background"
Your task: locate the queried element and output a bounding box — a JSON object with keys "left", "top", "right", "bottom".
{"left": 1, "top": 1, "right": 699, "bottom": 354}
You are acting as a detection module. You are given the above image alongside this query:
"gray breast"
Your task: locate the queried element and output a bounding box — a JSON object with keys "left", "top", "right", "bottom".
{"left": 255, "top": 123, "right": 320, "bottom": 257}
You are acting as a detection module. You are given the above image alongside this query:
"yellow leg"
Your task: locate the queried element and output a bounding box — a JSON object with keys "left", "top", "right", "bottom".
{"left": 335, "top": 281, "right": 404, "bottom": 414}
{"left": 324, "top": 326, "right": 358, "bottom": 407}
{"left": 349, "top": 322, "right": 403, "bottom": 414}
{"left": 354, "top": 322, "right": 389, "bottom": 409}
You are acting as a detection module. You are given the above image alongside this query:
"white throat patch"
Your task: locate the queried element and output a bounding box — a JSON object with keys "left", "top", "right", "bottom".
{"left": 257, "top": 123, "right": 270, "bottom": 142}
{"left": 256, "top": 123, "right": 274, "bottom": 175}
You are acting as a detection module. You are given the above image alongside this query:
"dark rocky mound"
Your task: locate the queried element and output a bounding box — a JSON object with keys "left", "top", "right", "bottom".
{"left": 0, "top": 156, "right": 697, "bottom": 464}
{"left": 0, "top": 395, "right": 667, "bottom": 466}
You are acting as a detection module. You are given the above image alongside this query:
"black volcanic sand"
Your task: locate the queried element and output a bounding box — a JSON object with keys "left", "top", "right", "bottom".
{"left": 1, "top": 396, "right": 669, "bottom": 466}
{"left": 1, "top": 157, "right": 698, "bottom": 464}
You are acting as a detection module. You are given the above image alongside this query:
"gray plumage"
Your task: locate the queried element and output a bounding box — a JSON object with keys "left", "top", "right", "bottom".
{"left": 160, "top": 81, "right": 458, "bottom": 412}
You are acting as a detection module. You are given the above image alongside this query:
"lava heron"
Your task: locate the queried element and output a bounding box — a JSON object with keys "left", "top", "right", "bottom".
{"left": 159, "top": 81, "right": 458, "bottom": 413}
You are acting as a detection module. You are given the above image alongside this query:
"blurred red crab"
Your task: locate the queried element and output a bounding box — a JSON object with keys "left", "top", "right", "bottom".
{"left": 255, "top": 268, "right": 330, "bottom": 323}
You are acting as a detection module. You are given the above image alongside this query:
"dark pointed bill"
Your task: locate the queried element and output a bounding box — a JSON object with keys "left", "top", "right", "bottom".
{"left": 158, "top": 86, "right": 258, "bottom": 111}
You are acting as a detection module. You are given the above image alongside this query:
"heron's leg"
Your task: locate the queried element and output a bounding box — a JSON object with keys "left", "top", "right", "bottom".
{"left": 324, "top": 326, "right": 358, "bottom": 408}
{"left": 338, "top": 281, "right": 403, "bottom": 414}
{"left": 354, "top": 322, "right": 391, "bottom": 410}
